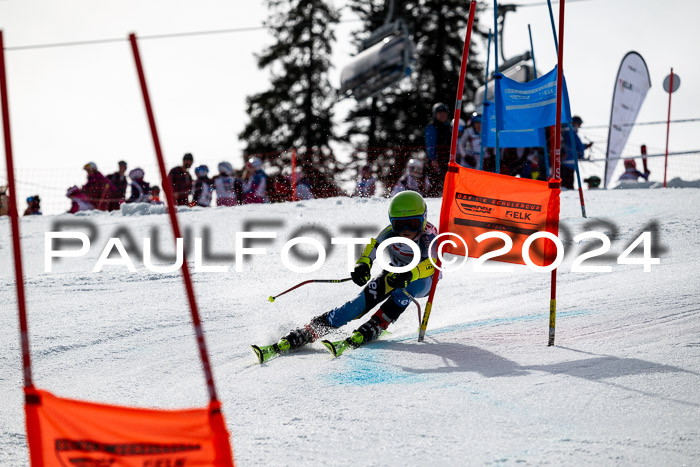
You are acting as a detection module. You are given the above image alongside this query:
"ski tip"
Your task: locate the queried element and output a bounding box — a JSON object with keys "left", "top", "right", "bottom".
{"left": 251, "top": 345, "right": 264, "bottom": 364}
{"left": 321, "top": 340, "right": 338, "bottom": 357}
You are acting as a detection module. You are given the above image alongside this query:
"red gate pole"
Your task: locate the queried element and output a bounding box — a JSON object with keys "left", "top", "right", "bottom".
{"left": 663, "top": 68, "right": 674, "bottom": 188}
{"left": 129, "top": 34, "right": 219, "bottom": 403}
{"left": 0, "top": 30, "right": 34, "bottom": 389}
{"left": 419, "top": 1, "right": 476, "bottom": 342}
{"left": 549, "top": 0, "right": 566, "bottom": 347}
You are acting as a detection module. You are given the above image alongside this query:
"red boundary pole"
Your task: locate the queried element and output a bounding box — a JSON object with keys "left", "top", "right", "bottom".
{"left": 663, "top": 68, "right": 673, "bottom": 188}
{"left": 0, "top": 30, "right": 34, "bottom": 389}
{"left": 419, "top": 1, "right": 476, "bottom": 342}
{"left": 549, "top": 0, "right": 566, "bottom": 347}
{"left": 129, "top": 34, "right": 219, "bottom": 403}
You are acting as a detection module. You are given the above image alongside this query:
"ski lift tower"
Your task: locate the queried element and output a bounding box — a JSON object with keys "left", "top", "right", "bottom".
{"left": 339, "top": 5, "right": 415, "bottom": 100}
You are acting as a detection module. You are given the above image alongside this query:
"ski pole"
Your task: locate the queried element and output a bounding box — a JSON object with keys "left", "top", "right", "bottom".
{"left": 268, "top": 278, "right": 351, "bottom": 302}
{"left": 403, "top": 290, "right": 422, "bottom": 329}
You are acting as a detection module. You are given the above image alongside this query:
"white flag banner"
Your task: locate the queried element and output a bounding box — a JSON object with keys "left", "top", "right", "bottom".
{"left": 604, "top": 52, "right": 652, "bottom": 188}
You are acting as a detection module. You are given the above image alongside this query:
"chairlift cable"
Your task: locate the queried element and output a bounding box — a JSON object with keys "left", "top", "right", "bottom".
{"left": 3, "top": 19, "right": 363, "bottom": 51}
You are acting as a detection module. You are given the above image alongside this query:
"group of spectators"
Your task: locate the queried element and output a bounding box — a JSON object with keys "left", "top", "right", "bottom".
{"left": 6, "top": 103, "right": 653, "bottom": 216}
{"left": 63, "top": 153, "right": 317, "bottom": 215}
{"left": 65, "top": 160, "right": 163, "bottom": 214}
{"left": 421, "top": 101, "right": 601, "bottom": 193}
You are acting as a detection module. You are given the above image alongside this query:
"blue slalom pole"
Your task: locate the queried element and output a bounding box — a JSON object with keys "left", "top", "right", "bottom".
{"left": 528, "top": 24, "right": 538, "bottom": 79}
{"left": 480, "top": 29, "right": 492, "bottom": 170}
{"left": 493, "top": 0, "right": 501, "bottom": 173}
{"left": 546, "top": 0, "right": 559, "bottom": 51}
{"left": 529, "top": 24, "right": 549, "bottom": 179}
{"left": 543, "top": 130, "right": 551, "bottom": 179}
{"left": 567, "top": 122, "right": 587, "bottom": 217}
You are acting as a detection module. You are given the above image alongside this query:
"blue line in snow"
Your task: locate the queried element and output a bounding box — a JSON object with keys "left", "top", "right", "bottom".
{"left": 325, "top": 309, "right": 594, "bottom": 387}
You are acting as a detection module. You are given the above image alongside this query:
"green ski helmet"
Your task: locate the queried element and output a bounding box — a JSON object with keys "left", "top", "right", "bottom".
{"left": 389, "top": 190, "right": 427, "bottom": 234}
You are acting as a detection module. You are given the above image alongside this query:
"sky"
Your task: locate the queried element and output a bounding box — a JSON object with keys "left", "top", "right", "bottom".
{"left": 0, "top": 0, "right": 699, "bottom": 212}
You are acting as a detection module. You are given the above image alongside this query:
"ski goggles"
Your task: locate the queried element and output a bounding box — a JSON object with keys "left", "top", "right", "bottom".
{"left": 391, "top": 215, "right": 424, "bottom": 234}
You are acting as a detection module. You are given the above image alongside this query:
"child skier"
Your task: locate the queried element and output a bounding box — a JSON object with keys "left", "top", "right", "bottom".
{"left": 252, "top": 191, "right": 438, "bottom": 363}
{"left": 618, "top": 159, "right": 650, "bottom": 182}
{"left": 126, "top": 168, "right": 151, "bottom": 203}
{"left": 392, "top": 158, "right": 431, "bottom": 196}
{"left": 213, "top": 162, "right": 240, "bottom": 206}
{"left": 242, "top": 157, "right": 269, "bottom": 204}
{"left": 191, "top": 165, "right": 214, "bottom": 207}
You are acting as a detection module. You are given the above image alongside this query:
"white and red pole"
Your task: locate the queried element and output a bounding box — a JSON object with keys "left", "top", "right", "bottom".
{"left": 663, "top": 68, "right": 674, "bottom": 188}
{"left": 549, "top": 0, "right": 566, "bottom": 347}
{"left": 1, "top": 30, "right": 35, "bottom": 390}
{"left": 130, "top": 33, "right": 220, "bottom": 404}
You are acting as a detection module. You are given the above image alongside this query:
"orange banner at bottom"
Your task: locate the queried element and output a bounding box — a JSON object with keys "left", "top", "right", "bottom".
{"left": 439, "top": 164, "right": 561, "bottom": 266}
{"left": 25, "top": 387, "right": 234, "bottom": 466}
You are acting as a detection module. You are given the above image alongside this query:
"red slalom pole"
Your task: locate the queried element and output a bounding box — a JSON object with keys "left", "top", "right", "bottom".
{"left": 129, "top": 34, "right": 220, "bottom": 403}
{"left": 641, "top": 144, "right": 649, "bottom": 174}
{"left": 549, "top": 0, "right": 566, "bottom": 347}
{"left": 419, "top": 1, "right": 476, "bottom": 342}
{"left": 1, "top": 30, "right": 34, "bottom": 389}
{"left": 663, "top": 68, "right": 674, "bottom": 188}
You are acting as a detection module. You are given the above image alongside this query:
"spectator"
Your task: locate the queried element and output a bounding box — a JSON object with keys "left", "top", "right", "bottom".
{"left": 66, "top": 186, "right": 95, "bottom": 213}
{"left": 392, "top": 158, "right": 431, "bottom": 196}
{"left": 618, "top": 159, "right": 650, "bottom": 182}
{"left": 126, "top": 168, "right": 151, "bottom": 203}
{"left": 424, "top": 102, "right": 452, "bottom": 196}
{"left": 457, "top": 115, "right": 480, "bottom": 169}
{"left": 24, "top": 195, "right": 42, "bottom": 216}
{"left": 562, "top": 116, "right": 593, "bottom": 189}
{"left": 213, "top": 162, "right": 240, "bottom": 206}
{"left": 353, "top": 165, "right": 377, "bottom": 198}
{"left": 293, "top": 169, "right": 314, "bottom": 201}
{"left": 270, "top": 170, "right": 292, "bottom": 203}
{"left": 81, "top": 162, "right": 119, "bottom": 211}
{"left": 168, "top": 153, "right": 194, "bottom": 206}
{"left": 242, "top": 157, "right": 269, "bottom": 204}
{"left": 149, "top": 186, "right": 163, "bottom": 205}
{"left": 191, "top": 165, "right": 214, "bottom": 207}
{"left": 584, "top": 175, "right": 601, "bottom": 189}
{"left": 0, "top": 185, "right": 8, "bottom": 216}
{"left": 107, "top": 160, "right": 129, "bottom": 203}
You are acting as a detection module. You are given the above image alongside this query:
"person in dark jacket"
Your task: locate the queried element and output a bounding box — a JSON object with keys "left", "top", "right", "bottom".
{"left": 126, "top": 168, "right": 151, "bottom": 203}
{"left": 81, "top": 162, "right": 119, "bottom": 211}
{"left": 191, "top": 165, "right": 214, "bottom": 207}
{"left": 424, "top": 102, "right": 452, "bottom": 196}
{"left": 107, "top": 161, "right": 128, "bottom": 203}
{"left": 23, "top": 195, "right": 42, "bottom": 216}
{"left": 168, "top": 153, "right": 194, "bottom": 206}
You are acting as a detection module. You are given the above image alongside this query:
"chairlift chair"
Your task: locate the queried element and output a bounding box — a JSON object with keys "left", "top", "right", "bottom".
{"left": 339, "top": 19, "right": 415, "bottom": 100}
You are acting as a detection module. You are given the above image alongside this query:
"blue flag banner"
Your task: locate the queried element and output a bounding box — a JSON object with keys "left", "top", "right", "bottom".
{"left": 481, "top": 101, "right": 546, "bottom": 148}
{"left": 494, "top": 66, "right": 572, "bottom": 131}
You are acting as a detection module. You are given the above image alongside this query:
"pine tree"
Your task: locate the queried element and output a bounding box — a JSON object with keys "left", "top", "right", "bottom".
{"left": 239, "top": 0, "right": 343, "bottom": 198}
{"left": 343, "top": 0, "right": 486, "bottom": 193}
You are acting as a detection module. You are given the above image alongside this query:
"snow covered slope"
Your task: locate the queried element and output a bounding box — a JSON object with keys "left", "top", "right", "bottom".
{"left": 1, "top": 189, "right": 699, "bottom": 465}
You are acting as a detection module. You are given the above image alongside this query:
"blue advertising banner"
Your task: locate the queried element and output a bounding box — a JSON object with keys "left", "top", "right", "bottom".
{"left": 481, "top": 101, "right": 546, "bottom": 148}
{"left": 494, "top": 66, "right": 572, "bottom": 131}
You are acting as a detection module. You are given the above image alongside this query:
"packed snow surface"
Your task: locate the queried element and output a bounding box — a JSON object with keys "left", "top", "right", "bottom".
{"left": 1, "top": 189, "right": 700, "bottom": 465}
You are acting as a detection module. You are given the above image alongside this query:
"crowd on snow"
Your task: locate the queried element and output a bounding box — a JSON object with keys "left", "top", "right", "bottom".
{"left": 59, "top": 154, "right": 312, "bottom": 215}
{"left": 2, "top": 102, "right": 651, "bottom": 217}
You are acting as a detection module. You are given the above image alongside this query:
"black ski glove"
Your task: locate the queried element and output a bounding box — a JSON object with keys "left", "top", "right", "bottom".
{"left": 351, "top": 262, "right": 371, "bottom": 286}
{"left": 386, "top": 271, "right": 413, "bottom": 290}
